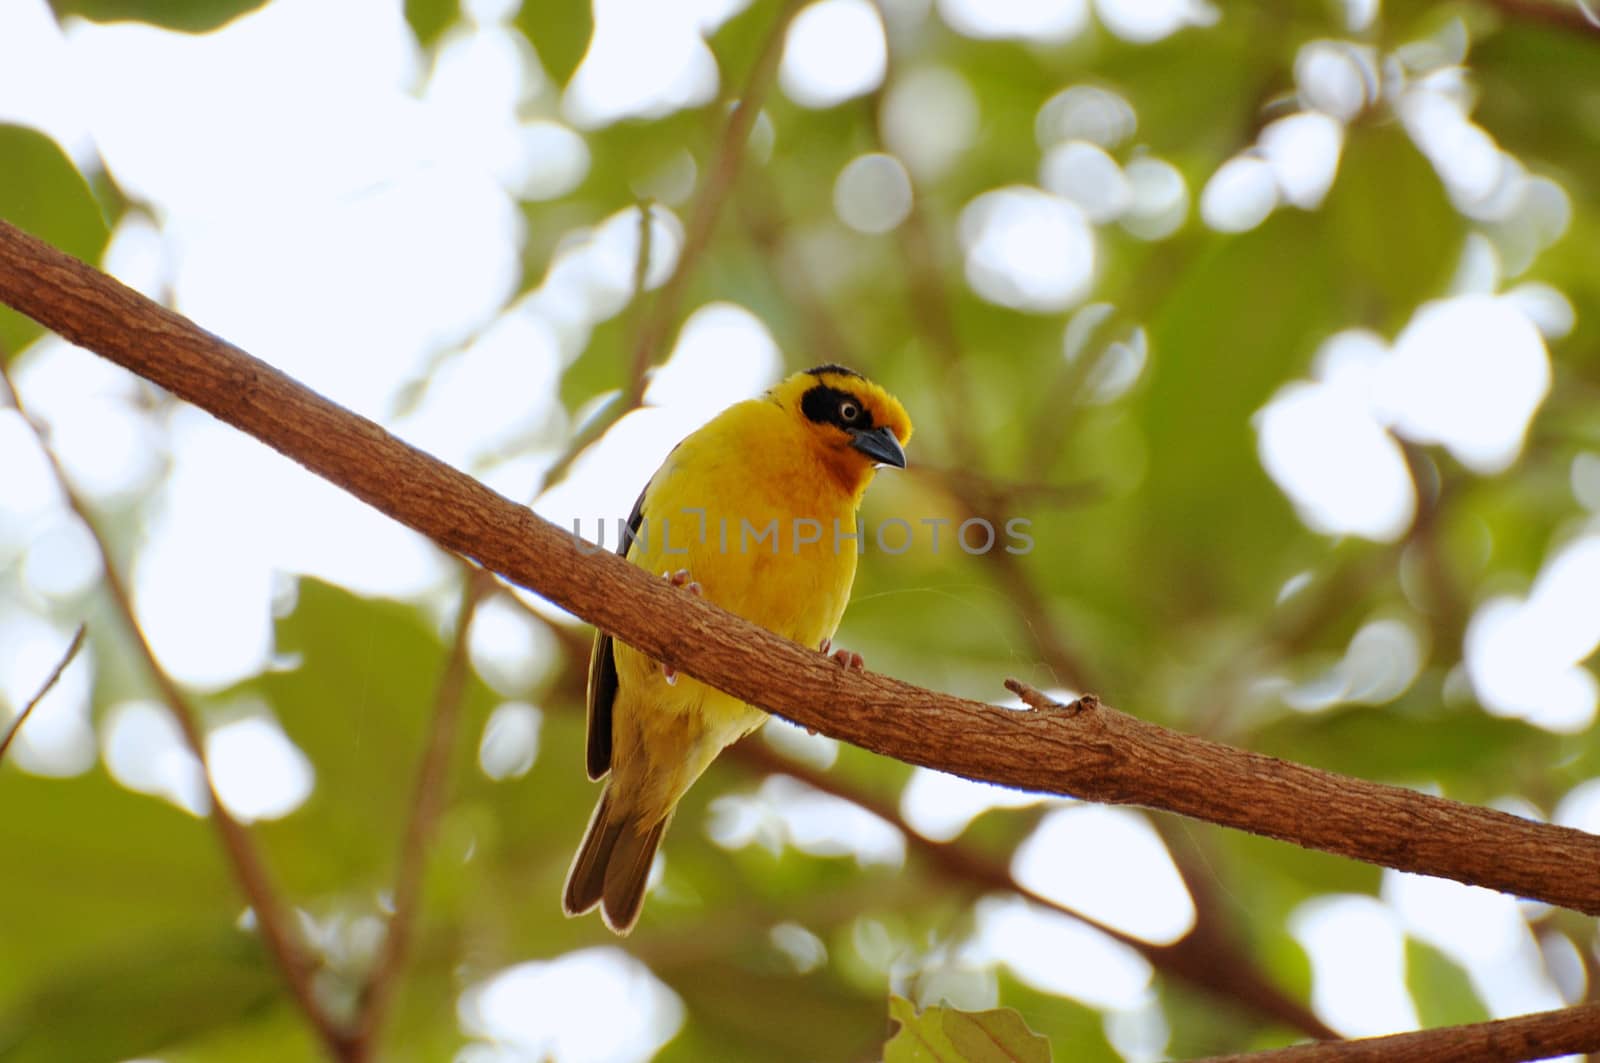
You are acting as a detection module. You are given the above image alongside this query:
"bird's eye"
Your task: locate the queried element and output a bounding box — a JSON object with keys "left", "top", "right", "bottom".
{"left": 839, "top": 400, "right": 860, "bottom": 422}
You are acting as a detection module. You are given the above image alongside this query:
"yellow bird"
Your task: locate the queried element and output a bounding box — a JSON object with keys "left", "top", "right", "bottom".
{"left": 563, "top": 364, "right": 913, "bottom": 933}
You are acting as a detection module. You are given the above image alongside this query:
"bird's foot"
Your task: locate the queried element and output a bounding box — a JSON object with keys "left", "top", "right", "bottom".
{"left": 662, "top": 570, "right": 703, "bottom": 685}
{"left": 663, "top": 569, "right": 703, "bottom": 596}
{"left": 818, "top": 637, "right": 865, "bottom": 672}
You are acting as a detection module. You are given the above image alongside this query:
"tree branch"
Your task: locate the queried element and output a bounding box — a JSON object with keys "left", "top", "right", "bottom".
{"left": 3, "top": 219, "right": 1599, "bottom": 922}
{"left": 1483, "top": 0, "right": 1600, "bottom": 37}
{"left": 0, "top": 624, "right": 85, "bottom": 766}
{"left": 1194, "top": 1001, "right": 1600, "bottom": 1062}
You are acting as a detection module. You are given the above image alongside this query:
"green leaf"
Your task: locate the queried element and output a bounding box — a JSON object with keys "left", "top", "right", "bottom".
{"left": 1406, "top": 940, "right": 1488, "bottom": 1030}
{"left": 0, "top": 931, "right": 278, "bottom": 1063}
{"left": 1323, "top": 124, "right": 1460, "bottom": 330}
{"left": 658, "top": 964, "right": 889, "bottom": 1063}
{"left": 223, "top": 577, "right": 498, "bottom": 895}
{"left": 153, "top": 1001, "right": 326, "bottom": 1063}
{"left": 0, "top": 769, "right": 239, "bottom": 1011}
{"left": 706, "top": 0, "right": 779, "bottom": 88}
{"left": 515, "top": 0, "right": 594, "bottom": 88}
{"left": 887, "top": 995, "right": 962, "bottom": 1062}
{"left": 886, "top": 996, "right": 1052, "bottom": 1063}
{"left": 1136, "top": 213, "right": 1344, "bottom": 623}
{"left": 993, "top": 976, "right": 1119, "bottom": 1062}
{"left": 405, "top": 0, "right": 460, "bottom": 49}
{"left": 943, "top": 1003, "right": 1053, "bottom": 1063}
{"left": 48, "top": 0, "right": 268, "bottom": 32}
{"left": 1255, "top": 699, "right": 1548, "bottom": 805}
{"left": 0, "top": 125, "right": 110, "bottom": 358}
{"left": 0, "top": 765, "right": 263, "bottom": 1061}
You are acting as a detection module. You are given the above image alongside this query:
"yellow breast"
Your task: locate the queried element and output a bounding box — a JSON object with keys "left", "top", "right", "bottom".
{"left": 612, "top": 397, "right": 863, "bottom": 742}
{"left": 628, "top": 397, "right": 865, "bottom": 649}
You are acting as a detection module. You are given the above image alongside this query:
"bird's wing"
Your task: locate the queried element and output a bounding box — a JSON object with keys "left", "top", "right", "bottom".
{"left": 585, "top": 479, "right": 650, "bottom": 780}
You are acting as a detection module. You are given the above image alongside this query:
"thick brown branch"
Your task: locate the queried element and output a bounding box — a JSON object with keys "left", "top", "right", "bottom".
{"left": 1196, "top": 1001, "right": 1600, "bottom": 1062}
{"left": 3, "top": 219, "right": 1599, "bottom": 919}
{"left": 0, "top": 624, "right": 85, "bottom": 765}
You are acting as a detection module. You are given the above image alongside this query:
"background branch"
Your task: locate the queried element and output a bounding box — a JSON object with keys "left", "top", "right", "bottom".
{"left": 1484, "top": 0, "right": 1600, "bottom": 36}
{"left": 621, "top": 0, "right": 804, "bottom": 403}
{"left": 0, "top": 623, "right": 84, "bottom": 766}
{"left": 730, "top": 739, "right": 1339, "bottom": 1041}
{"left": 0, "top": 356, "right": 355, "bottom": 1059}
{"left": 1195, "top": 1001, "right": 1600, "bottom": 1062}
{"left": 348, "top": 564, "right": 488, "bottom": 1059}
{"left": 2, "top": 219, "right": 1598, "bottom": 919}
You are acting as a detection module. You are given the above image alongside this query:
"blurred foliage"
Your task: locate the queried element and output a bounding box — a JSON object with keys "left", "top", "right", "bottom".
{"left": 513, "top": 0, "right": 594, "bottom": 89}
{"left": 403, "top": 0, "right": 459, "bottom": 50}
{"left": 3, "top": 0, "right": 1600, "bottom": 1060}
{"left": 0, "top": 125, "right": 108, "bottom": 359}
{"left": 47, "top": 0, "right": 268, "bottom": 33}
{"left": 1406, "top": 940, "right": 1490, "bottom": 1030}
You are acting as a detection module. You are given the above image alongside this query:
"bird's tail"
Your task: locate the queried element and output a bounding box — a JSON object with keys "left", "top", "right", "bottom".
{"left": 562, "top": 785, "right": 669, "bottom": 935}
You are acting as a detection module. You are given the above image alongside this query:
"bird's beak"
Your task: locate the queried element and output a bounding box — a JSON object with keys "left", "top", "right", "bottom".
{"left": 848, "top": 425, "right": 907, "bottom": 469}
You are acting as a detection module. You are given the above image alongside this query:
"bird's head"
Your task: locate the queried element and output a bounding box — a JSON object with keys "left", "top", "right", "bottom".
{"left": 770, "top": 364, "right": 913, "bottom": 495}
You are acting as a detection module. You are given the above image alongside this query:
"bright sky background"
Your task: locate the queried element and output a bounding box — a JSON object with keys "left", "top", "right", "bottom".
{"left": 0, "top": 0, "right": 1589, "bottom": 1059}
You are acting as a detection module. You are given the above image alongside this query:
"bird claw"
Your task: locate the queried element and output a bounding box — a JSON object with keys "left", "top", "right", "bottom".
{"left": 818, "top": 638, "right": 865, "bottom": 672}
{"left": 663, "top": 569, "right": 703, "bottom": 596}
{"left": 661, "top": 571, "right": 702, "bottom": 684}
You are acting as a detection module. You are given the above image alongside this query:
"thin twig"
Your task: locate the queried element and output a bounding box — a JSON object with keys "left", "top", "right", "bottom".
{"left": 0, "top": 358, "right": 356, "bottom": 1059}
{"left": 537, "top": 4, "right": 801, "bottom": 496}
{"left": 537, "top": 198, "right": 659, "bottom": 493}
{"left": 1399, "top": 440, "right": 1467, "bottom": 657}
{"left": 621, "top": 0, "right": 807, "bottom": 407}
{"left": 348, "top": 565, "right": 489, "bottom": 1059}
{"left": 0, "top": 624, "right": 86, "bottom": 766}
{"left": 1484, "top": 0, "right": 1600, "bottom": 36}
